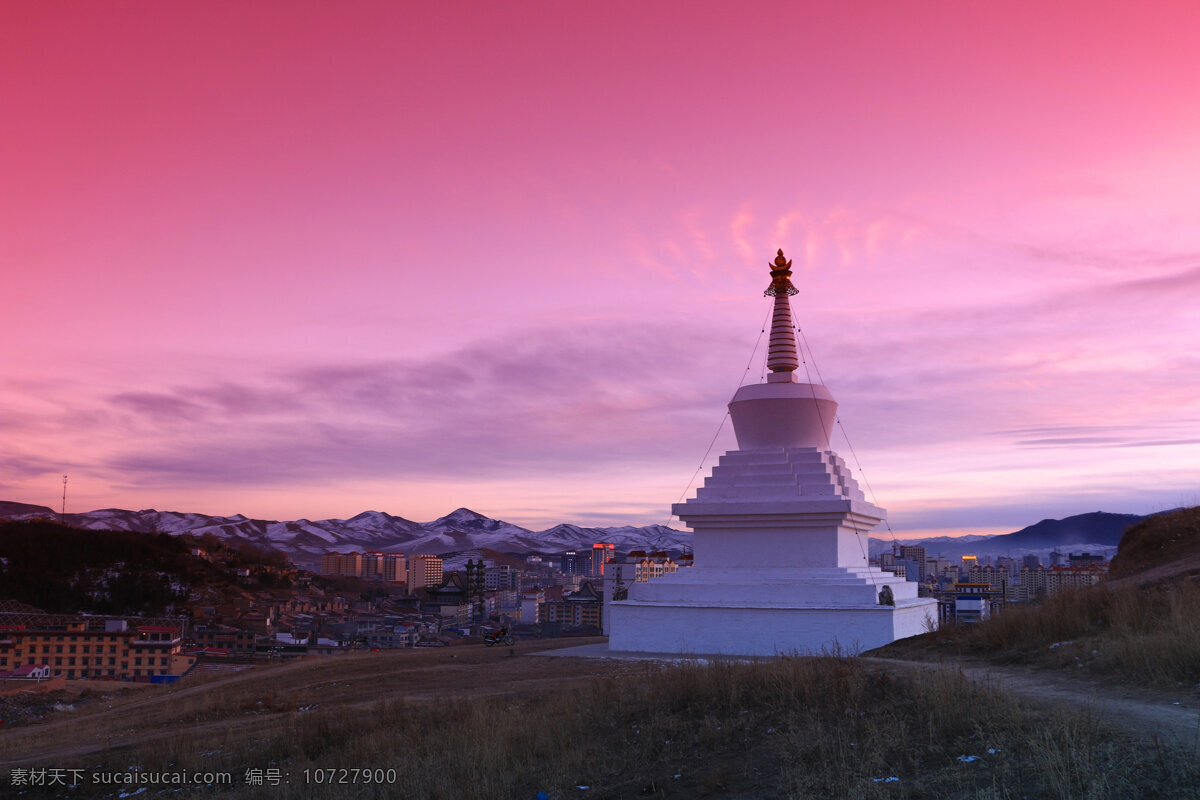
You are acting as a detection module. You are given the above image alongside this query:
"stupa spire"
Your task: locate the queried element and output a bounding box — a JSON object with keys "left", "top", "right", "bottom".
{"left": 764, "top": 249, "right": 800, "bottom": 380}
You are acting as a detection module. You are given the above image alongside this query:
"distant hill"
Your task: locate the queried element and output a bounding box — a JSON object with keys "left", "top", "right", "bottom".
{"left": 870, "top": 511, "right": 1152, "bottom": 559}
{"left": 0, "top": 519, "right": 292, "bottom": 614}
{"left": 0, "top": 500, "right": 57, "bottom": 517}
{"left": 992, "top": 511, "right": 1146, "bottom": 550}
{"left": 0, "top": 502, "right": 692, "bottom": 567}
{"left": 1109, "top": 506, "right": 1200, "bottom": 584}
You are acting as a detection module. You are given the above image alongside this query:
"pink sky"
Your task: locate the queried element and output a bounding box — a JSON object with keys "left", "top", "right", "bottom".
{"left": 3, "top": 1, "right": 1199, "bottom": 535}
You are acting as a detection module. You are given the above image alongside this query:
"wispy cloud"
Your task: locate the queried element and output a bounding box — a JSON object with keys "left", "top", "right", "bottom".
{"left": 731, "top": 208, "right": 755, "bottom": 262}
{"left": 110, "top": 392, "right": 207, "bottom": 421}
{"left": 0, "top": 454, "right": 63, "bottom": 481}
{"left": 77, "top": 322, "right": 746, "bottom": 491}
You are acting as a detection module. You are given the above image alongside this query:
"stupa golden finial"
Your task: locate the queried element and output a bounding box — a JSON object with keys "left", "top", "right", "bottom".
{"left": 764, "top": 248, "right": 798, "bottom": 297}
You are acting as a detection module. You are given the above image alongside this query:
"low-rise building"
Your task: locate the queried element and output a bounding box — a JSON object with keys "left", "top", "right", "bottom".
{"left": 191, "top": 624, "right": 258, "bottom": 655}
{"left": 950, "top": 582, "right": 1000, "bottom": 625}
{"left": 366, "top": 624, "right": 420, "bottom": 649}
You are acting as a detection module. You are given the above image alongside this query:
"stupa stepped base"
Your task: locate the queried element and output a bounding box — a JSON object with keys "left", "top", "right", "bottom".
{"left": 625, "top": 566, "right": 922, "bottom": 605}
{"left": 694, "top": 447, "right": 867, "bottom": 503}
{"left": 608, "top": 598, "right": 938, "bottom": 657}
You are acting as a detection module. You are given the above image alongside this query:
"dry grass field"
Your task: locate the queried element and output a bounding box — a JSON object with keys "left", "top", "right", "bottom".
{"left": 2, "top": 637, "right": 1197, "bottom": 800}
{"left": 874, "top": 508, "right": 1200, "bottom": 693}
{"left": 0, "top": 638, "right": 624, "bottom": 771}
{"left": 872, "top": 579, "right": 1200, "bottom": 690}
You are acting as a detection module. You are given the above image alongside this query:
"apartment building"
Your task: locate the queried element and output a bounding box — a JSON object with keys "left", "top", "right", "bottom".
{"left": 408, "top": 554, "right": 444, "bottom": 592}
{"left": 484, "top": 565, "right": 520, "bottom": 591}
{"left": 631, "top": 551, "right": 679, "bottom": 582}
{"left": 0, "top": 617, "right": 195, "bottom": 681}
{"left": 520, "top": 589, "right": 545, "bottom": 624}
{"left": 319, "top": 551, "right": 407, "bottom": 582}
{"left": 319, "top": 552, "right": 363, "bottom": 577}
{"left": 589, "top": 543, "right": 615, "bottom": 577}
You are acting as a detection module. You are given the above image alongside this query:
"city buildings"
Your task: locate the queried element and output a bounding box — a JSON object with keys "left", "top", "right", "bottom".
{"left": 869, "top": 546, "right": 1113, "bottom": 624}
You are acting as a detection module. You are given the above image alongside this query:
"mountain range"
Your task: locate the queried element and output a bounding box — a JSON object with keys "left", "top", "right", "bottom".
{"left": 0, "top": 502, "right": 689, "bottom": 568}
{"left": 0, "top": 502, "right": 1150, "bottom": 568}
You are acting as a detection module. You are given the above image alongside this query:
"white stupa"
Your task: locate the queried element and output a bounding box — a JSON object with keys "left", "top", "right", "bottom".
{"left": 608, "top": 250, "right": 938, "bottom": 656}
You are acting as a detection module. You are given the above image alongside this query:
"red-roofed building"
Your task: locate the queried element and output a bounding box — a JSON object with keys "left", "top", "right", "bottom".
{"left": 0, "top": 663, "right": 51, "bottom": 679}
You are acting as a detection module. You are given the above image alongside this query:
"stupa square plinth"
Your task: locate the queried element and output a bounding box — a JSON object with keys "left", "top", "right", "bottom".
{"left": 608, "top": 250, "right": 938, "bottom": 656}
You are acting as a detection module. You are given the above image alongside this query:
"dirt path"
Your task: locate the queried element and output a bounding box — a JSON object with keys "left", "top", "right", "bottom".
{"left": 862, "top": 657, "right": 1200, "bottom": 751}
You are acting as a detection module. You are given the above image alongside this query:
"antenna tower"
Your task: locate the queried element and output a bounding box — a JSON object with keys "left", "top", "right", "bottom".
{"left": 61, "top": 474, "right": 68, "bottom": 524}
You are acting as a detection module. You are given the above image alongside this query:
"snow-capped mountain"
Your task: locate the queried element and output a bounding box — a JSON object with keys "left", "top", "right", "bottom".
{"left": 0, "top": 501, "right": 692, "bottom": 567}
{"left": 537, "top": 523, "right": 686, "bottom": 553}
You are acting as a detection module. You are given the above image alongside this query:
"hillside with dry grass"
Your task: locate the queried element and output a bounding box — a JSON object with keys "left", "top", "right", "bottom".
{"left": 1109, "top": 505, "right": 1200, "bottom": 584}
{"left": 2, "top": 639, "right": 1196, "bottom": 799}
{"left": 872, "top": 506, "right": 1200, "bottom": 692}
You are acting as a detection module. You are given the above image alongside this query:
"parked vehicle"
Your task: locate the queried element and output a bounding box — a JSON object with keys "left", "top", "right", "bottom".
{"left": 482, "top": 627, "right": 514, "bottom": 647}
